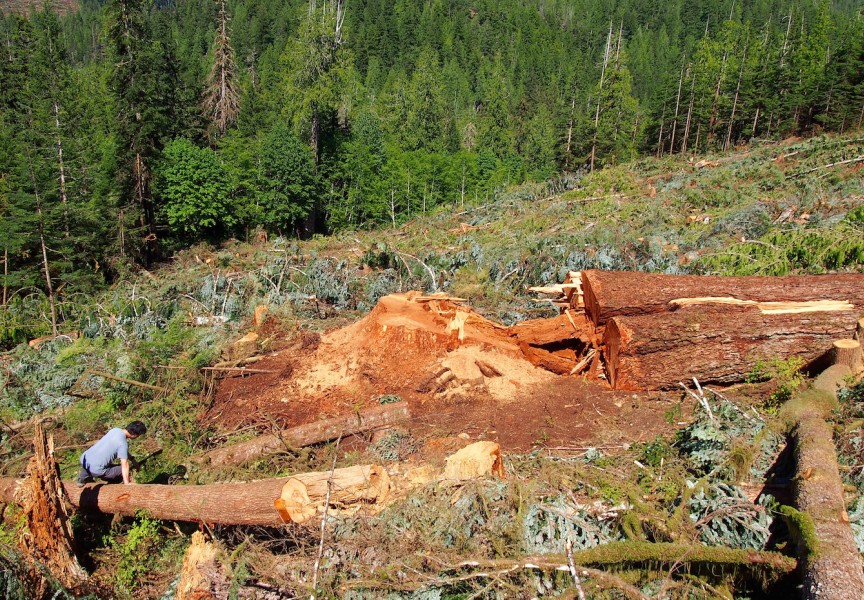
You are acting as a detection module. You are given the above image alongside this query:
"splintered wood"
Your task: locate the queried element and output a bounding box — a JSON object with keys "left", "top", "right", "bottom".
{"left": 17, "top": 421, "right": 87, "bottom": 592}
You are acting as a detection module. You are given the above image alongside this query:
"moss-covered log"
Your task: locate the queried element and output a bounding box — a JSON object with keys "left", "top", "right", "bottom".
{"left": 781, "top": 363, "right": 864, "bottom": 599}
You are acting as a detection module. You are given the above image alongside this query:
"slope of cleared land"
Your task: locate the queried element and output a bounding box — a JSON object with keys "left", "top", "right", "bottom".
{"left": 1, "top": 134, "right": 864, "bottom": 599}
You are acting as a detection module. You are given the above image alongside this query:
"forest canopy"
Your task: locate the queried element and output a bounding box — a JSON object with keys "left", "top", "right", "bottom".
{"left": 0, "top": 0, "right": 863, "bottom": 342}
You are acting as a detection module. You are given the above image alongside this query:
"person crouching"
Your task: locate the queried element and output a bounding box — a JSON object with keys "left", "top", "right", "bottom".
{"left": 77, "top": 421, "right": 147, "bottom": 486}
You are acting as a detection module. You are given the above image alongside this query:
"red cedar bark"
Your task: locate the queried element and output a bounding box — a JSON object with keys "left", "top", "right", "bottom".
{"left": 581, "top": 269, "right": 864, "bottom": 326}
{"left": 603, "top": 305, "right": 859, "bottom": 390}
{"left": 0, "top": 464, "right": 388, "bottom": 526}
{"left": 202, "top": 402, "right": 410, "bottom": 466}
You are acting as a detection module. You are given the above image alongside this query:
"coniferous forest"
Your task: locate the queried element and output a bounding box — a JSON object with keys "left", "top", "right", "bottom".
{"left": 1, "top": 0, "right": 863, "bottom": 341}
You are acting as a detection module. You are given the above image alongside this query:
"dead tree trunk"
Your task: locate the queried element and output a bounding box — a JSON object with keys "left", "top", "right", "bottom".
{"left": 782, "top": 360, "right": 864, "bottom": 599}
{"left": 200, "top": 402, "right": 411, "bottom": 466}
{"left": 581, "top": 269, "right": 864, "bottom": 326}
{"left": 603, "top": 305, "right": 859, "bottom": 390}
{"left": 16, "top": 421, "right": 87, "bottom": 592}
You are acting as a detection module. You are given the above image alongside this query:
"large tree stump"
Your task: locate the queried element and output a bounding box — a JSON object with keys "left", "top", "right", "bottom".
{"left": 201, "top": 402, "right": 411, "bottom": 467}
{"left": 581, "top": 270, "right": 864, "bottom": 326}
{"left": 781, "top": 361, "right": 864, "bottom": 599}
{"left": 16, "top": 421, "right": 87, "bottom": 593}
{"left": 603, "top": 305, "right": 859, "bottom": 390}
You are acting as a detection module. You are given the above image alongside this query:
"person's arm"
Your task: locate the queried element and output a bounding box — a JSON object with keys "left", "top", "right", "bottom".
{"left": 120, "top": 458, "right": 133, "bottom": 484}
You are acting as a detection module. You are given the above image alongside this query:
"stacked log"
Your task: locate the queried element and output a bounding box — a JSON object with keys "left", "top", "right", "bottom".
{"left": 581, "top": 270, "right": 864, "bottom": 326}
{"left": 580, "top": 269, "right": 864, "bottom": 390}
{"left": 603, "top": 305, "right": 860, "bottom": 390}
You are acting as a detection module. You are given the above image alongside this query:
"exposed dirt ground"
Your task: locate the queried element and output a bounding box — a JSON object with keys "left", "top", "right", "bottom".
{"left": 203, "top": 293, "right": 689, "bottom": 452}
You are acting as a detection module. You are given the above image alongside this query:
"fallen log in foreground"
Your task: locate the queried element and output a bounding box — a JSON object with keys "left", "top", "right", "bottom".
{"left": 0, "top": 442, "right": 505, "bottom": 526}
{"left": 0, "top": 464, "right": 390, "bottom": 526}
{"left": 581, "top": 269, "right": 864, "bottom": 325}
{"left": 201, "top": 402, "right": 411, "bottom": 467}
{"left": 603, "top": 305, "right": 859, "bottom": 389}
{"left": 781, "top": 356, "right": 864, "bottom": 600}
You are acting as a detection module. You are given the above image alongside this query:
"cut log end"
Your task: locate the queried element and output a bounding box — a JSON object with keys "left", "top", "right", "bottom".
{"left": 833, "top": 339, "right": 863, "bottom": 373}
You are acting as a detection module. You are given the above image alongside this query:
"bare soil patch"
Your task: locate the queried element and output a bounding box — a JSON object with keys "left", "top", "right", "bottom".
{"left": 203, "top": 293, "right": 687, "bottom": 452}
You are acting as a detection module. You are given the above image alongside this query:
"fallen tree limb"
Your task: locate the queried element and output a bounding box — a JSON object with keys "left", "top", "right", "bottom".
{"left": 87, "top": 370, "right": 171, "bottom": 394}
{"left": 412, "top": 541, "right": 796, "bottom": 580}
{"left": 780, "top": 357, "right": 864, "bottom": 600}
{"left": 199, "top": 402, "right": 411, "bottom": 467}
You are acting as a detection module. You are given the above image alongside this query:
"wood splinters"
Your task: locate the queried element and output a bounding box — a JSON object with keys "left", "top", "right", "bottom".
{"left": 570, "top": 349, "right": 597, "bottom": 375}
{"left": 417, "top": 367, "right": 452, "bottom": 393}
{"left": 475, "top": 360, "right": 503, "bottom": 378}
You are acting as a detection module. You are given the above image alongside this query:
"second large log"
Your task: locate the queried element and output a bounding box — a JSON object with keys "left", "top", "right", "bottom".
{"left": 603, "top": 305, "right": 860, "bottom": 390}
{"left": 582, "top": 270, "right": 864, "bottom": 325}
{"left": 201, "top": 402, "right": 411, "bottom": 467}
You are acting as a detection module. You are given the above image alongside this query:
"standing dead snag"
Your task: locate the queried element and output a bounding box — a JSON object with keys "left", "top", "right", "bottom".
{"left": 780, "top": 357, "right": 864, "bottom": 599}
{"left": 16, "top": 421, "right": 87, "bottom": 593}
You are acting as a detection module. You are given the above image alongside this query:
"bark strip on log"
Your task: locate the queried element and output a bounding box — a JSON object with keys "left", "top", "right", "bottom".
{"left": 603, "top": 305, "right": 859, "bottom": 390}
{"left": 201, "top": 402, "right": 410, "bottom": 466}
{"left": 782, "top": 361, "right": 864, "bottom": 600}
{"left": 581, "top": 269, "right": 864, "bottom": 325}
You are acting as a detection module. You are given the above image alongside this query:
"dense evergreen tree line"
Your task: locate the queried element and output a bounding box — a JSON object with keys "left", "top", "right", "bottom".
{"left": 0, "top": 0, "right": 862, "bottom": 337}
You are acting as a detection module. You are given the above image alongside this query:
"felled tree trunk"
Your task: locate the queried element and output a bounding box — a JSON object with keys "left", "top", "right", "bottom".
{"left": 781, "top": 362, "right": 864, "bottom": 599}
{"left": 581, "top": 269, "right": 864, "bottom": 325}
{"left": 0, "top": 442, "right": 505, "bottom": 527}
{"left": 1, "top": 464, "right": 390, "bottom": 527}
{"left": 603, "top": 305, "right": 859, "bottom": 390}
{"left": 201, "top": 402, "right": 411, "bottom": 466}
{"left": 16, "top": 421, "right": 87, "bottom": 593}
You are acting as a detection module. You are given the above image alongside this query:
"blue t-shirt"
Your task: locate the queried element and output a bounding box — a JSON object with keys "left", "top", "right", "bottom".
{"left": 81, "top": 428, "right": 129, "bottom": 476}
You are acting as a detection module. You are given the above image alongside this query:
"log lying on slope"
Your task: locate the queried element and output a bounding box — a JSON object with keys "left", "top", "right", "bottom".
{"left": 0, "top": 442, "right": 505, "bottom": 526}
{"left": 200, "top": 402, "right": 411, "bottom": 467}
{"left": 603, "top": 305, "right": 859, "bottom": 390}
{"left": 780, "top": 361, "right": 864, "bottom": 599}
{"left": 0, "top": 464, "right": 390, "bottom": 526}
{"left": 581, "top": 269, "right": 864, "bottom": 325}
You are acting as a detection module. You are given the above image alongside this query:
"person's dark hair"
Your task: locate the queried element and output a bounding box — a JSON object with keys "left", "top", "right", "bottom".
{"left": 126, "top": 421, "right": 147, "bottom": 437}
